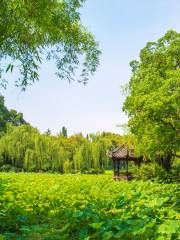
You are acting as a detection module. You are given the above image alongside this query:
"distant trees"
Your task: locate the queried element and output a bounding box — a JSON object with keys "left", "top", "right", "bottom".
{"left": 123, "top": 30, "right": 180, "bottom": 171}
{"left": 45, "top": 129, "right": 51, "bottom": 136}
{"left": 0, "top": 123, "right": 123, "bottom": 173}
{"left": 59, "top": 126, "right": 68, "bottom": 137}
{"left": 7, "top": 109, "right": 26, "bottom": 126}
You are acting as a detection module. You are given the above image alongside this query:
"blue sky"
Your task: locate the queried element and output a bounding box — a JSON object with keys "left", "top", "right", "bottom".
{"left": 1, "top": 0, "right": 180, "bottom": 135}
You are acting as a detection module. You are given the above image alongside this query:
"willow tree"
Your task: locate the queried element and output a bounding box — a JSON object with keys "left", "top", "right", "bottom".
{"left": 0, "top": 0, "right": 100, "bottom": 89}
{"left": 73, "top": 148, "right": 82, "bottom": 172}
{"left": 123, "top": 30, "right": 180, "bottom": 171}
{"left": 91, "top": 143, "right": 100, "bottom": 169}
{"left": 0, "top": 124, "right": 39, "bottom": 168}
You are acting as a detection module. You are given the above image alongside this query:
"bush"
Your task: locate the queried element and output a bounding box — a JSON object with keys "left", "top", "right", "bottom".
{"left": 0, "top": 164, "right": 23, "bottom": 172}
{"left": 132, "top": 163, "right": 156, "bottom": 180}
{"left": 154, "top": 164, "right": 173, "bottom": 183}
{"left": 132, "top": 163, "right": 173, "bottom": 182}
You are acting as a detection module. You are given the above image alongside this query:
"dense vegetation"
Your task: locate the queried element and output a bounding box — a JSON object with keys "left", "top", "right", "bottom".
{"left": 0, "top": 123, "right": 124, "bottom": 173}
{"left": 0, "top": 173, "right": 179, "bottom": 239}
{"left": 0, "top": 97, "right": 124, "bottom": 173}
{"left": 123, "top": 30, "right": 180, "bottom": 172}
{"left": 0, "top": 88, "right": 179, "bottom": 179}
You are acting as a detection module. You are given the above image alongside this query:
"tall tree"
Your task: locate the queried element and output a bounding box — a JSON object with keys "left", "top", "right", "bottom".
{"left": 0, "top": 0, "right": 100, "bottom": 89}
{"left": 0, "top": 95, "right": 27, "bottom": 132}
{"left": 0, "top": 95, "right": 9, "bottom": 132}
{"left": 61, "top": 126, "right": 68, "bottom": 137}
{"left": 123, "top": 30, "right": 180, "bottom": 171}
{"left": 8, "top": 109, "right": 26, "bottom": 126}
{"left": 45, "top": 129, "right": 51, "bottom": 136}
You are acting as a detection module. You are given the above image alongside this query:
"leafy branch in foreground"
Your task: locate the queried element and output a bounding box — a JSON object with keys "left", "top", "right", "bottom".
{"left": 0, "top": 0, "right": 101, "bottom": 89}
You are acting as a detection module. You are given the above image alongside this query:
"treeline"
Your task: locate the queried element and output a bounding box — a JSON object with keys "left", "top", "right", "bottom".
{"left": 0, "top": 124, "right": 124, "bottom": 173}
{"left": 0, "top": 95, "right": 126, "bottom": 173}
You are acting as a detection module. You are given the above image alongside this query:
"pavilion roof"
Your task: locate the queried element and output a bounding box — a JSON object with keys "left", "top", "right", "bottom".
{"left": 108, "top": 145, "right": 138, "bottom": 160}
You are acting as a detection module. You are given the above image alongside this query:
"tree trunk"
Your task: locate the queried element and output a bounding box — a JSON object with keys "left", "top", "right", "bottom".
{"left": 156, "top": 152, "right": 172, "bottom": 172}
{"left": 162, "top": 154, "right": 172, "bottom": 172}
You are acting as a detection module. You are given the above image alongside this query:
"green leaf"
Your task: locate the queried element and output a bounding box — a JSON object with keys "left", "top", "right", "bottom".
{"left": 89, "top": 222, "right": 104, "bottom": 229}
{"left": 158, "top": 220, "right": 180, "bottom": 234}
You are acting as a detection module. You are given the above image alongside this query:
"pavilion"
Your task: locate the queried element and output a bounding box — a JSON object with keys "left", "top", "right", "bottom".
{"left": 108, "top": 145, "right": 142, "bottom": 180}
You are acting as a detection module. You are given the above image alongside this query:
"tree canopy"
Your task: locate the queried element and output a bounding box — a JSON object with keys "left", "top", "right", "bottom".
{"left": 123, "top": 30, "right": 180, "bottom": 170}
{"left": 60, "top": 126, "right": 68, "bottom": 137}
{"left": 0, "top": 0, "right": 100, "bottom": 89}
{"left": 0, "top": 95, "right": 26, "bottom": 133}
{"left": 0, "top": 124, "right": 124, "bottom": 173}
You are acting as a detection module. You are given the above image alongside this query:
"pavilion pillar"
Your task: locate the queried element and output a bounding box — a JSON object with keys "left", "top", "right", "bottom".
{"left": 117, "top": 160, "right": 120, "bottom": 176}
{"left": 126, "top": 158, "right": 128, "bottom": 176}
{"left": 113, "top": 158, "right": 116, "bottom": 173}
{"left": 113, "top": 158, "right": 117, "bottom": 179}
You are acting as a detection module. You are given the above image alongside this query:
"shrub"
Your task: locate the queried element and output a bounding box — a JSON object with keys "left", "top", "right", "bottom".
{"left": 154, "top": 164, "right": 173, "bottom": 183}
{"left": 132, "top": 163, "right": 156, "bottom": 180}
{"left": 132, "top": 163, "right": 174, "bottom": 182}
{"left": 0, "top": 164, "right": 22, "bottom": 172}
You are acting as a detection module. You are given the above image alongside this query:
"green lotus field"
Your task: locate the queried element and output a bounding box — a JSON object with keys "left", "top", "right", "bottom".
{"left": 0, "top": 173, "right": 179, "bottom": 239}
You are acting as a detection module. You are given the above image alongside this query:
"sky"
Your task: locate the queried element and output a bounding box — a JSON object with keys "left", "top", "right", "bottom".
{"left": 1, "top": 0, "right": 180, "bottom": 136}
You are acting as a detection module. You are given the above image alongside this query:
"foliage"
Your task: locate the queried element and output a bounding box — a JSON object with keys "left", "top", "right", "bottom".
{"left": 0, "top": 95, "right": 8, "bottom": 132}
{"left": 0, "top": 173, "right": 179, "bottom": 239}
{"left": 123, "top": 30, "right": 180, "bottom": 171}
{"left": 0, "top": 95, "right": 27, "bottom": 133}
{"left": 59, "top": 126, "right": 68, "bottom": 137}
{"left": 131, "top": 163, "right": 175, "bottom": 183}
{"left": 0, "top": 0, "right": 101, "bottom": 89}
{"left": 0, "top": 124, "right": 123, "bottom": 173}
{"left": 171, "top": 161, "right": 180, "bottom": 179}
{"left": 44, "top": 128, "right": 51, "bottom": 136}
{"left": 0, "top": 164, "right": 22, "bottom": 172}
{"left": 132, "top": 163, "right": 156, "bottom": 180}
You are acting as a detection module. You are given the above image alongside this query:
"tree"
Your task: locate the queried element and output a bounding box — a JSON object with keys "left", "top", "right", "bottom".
{"left": 123, "top": 30, "right": 180, "bottom": 171}
{"left": 45, "top": 129, "right": 51, "bottom": 136}
{"left": 0, "top": 0, "right": 100, "bottom": 89}
{"left": 0, "top": 95, "right": 27, "bottom": 133}
{"left": 8, "top": 109, "right": 26, "bottom": 126}
{"left": 0, "top": 109, "right": 125, "bottom": 173}
{"left": 61, "top": 126, "right": 68, "bottom": 137}
{"left": 0, "top": 95, "right": 9, "bottom": 132}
